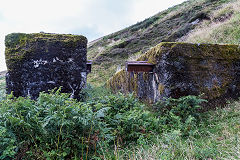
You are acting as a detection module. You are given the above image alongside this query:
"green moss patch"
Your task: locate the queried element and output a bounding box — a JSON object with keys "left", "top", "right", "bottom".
{"left": 107, "top": 42, "right": 240, "bottom": 105}
{"left": 5, "top": 33, "right": 87, "bottom": 71}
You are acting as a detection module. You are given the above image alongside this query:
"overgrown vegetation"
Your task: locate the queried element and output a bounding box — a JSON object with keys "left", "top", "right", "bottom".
{"left": 1, "top": 0, "right": 240, "bottom": 159}
{"left": 1, "top": 85, "right": 239, "bottom": 159}
{"left": 0, "top": 86, "right": 208, "bottom": 159}
{"left": 118, "top": 100, "right": 240, "bottom": 159}
{"left": 154, "top": 96, "right": 207, "bottom": 137}
{"left": 0, "top": 73, "right": 239, "bottom": 160}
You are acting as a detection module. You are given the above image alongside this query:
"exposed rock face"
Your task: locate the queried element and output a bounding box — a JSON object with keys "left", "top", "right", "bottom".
{"left": 5, "top": 33, "right": 87, "bottom": 99}
{"left": 107, "top": 42, "right": 240, "bottom": 106}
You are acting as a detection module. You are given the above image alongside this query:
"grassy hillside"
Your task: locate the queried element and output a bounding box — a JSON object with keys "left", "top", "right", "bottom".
{"left": 117, "top": 101, "right": 240, "bottom": 159}
{"left": 87, "top": 0, "right": 236, "bottom": 86}
{"left": 180, "top": 0, "right": 240, "bottom": 44}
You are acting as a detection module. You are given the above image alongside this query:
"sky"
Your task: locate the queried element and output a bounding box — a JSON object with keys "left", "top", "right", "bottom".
{"left": 0, "top": 0, "right": 186, "bottom": 71}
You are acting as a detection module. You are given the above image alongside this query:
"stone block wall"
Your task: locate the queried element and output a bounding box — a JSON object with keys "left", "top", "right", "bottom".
{"left": 107, "top": 42, "right": 240, "bottom": 105}
{"left": 5, "top": 33, "right": 87, "bottom": 99}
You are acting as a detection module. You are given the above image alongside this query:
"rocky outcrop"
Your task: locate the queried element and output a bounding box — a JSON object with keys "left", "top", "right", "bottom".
{"left": 5, "top": 33, "right": 87, "bottom": 99}
{"left": 107, "top": 42, "right": 240, "bottom": 106}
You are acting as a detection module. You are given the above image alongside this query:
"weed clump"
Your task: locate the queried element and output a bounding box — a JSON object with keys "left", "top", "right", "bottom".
{"left": 154, "top": 95, "right": 207, "bottom": 136}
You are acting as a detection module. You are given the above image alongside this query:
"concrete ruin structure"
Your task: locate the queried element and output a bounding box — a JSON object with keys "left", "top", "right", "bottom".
{"left": 5, "top": 33, "right": 88, "bottom": 99}
{"left": 107, "top": 42, "right": 240, "bottom": 106}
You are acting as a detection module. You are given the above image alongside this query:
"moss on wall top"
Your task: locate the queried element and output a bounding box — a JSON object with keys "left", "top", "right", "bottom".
{"left": 5, "top": 33, "right": 88, "bottom": 71}
{"left": 137, "top": 42, "right": 240, "bottom": 64}
{"left": 107, "top": 42, "right": 240, "bottom": 105}
{"left": 5, "top": 33, "right": 87, "bottom": 48}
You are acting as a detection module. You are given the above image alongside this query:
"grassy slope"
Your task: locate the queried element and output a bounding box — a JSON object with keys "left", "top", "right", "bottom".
{"left": 78, "top": 86, "right": 240, "bottom": 159}
{"left": 87, "top": 0, "right": 234, "bottom": 86}
{"left": 180, "top": 0, "right": 240, "bottom": 44}
{"left": 109, "top": 101, "right": 240, "bottom": 159}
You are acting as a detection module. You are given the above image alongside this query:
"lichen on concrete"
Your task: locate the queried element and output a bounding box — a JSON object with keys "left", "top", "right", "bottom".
{"left": 106, "top": 42, "right": 240, "bottom": 106}
{"left": 5, "top": 33, "right": 88, "bottom": 99}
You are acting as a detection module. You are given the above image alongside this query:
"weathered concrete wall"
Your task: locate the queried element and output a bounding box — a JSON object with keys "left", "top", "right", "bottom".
{"left": 107, "top": 42, "right": 240, "bottom": 105}
{"left": 5, "top": 33, "right": 87, "bottom": 99}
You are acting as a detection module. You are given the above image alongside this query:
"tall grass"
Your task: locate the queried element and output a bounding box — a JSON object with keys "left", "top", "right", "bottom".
{"left": 116, "top": 101, "right": 240, "bottom": 159}
{"left": 181, "top": 0, "right": 240, "bottom": 44}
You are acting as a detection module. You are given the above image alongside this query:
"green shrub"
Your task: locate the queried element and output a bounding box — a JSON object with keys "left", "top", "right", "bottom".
{"left": 0, "top": 89, "right": 103, "bottom": 159}
{"left": 91, "top": 93, "right": 162, "bottom": 145}
{"left": 0, "top": 85, "right": 207, "bottom": 159}
{"left": 130, "top": 16, "right": 159, "bottom": 32}
{"left": 81, "top": 84, "right": 112, "bottom": 101}
{"left": 0, "top": 89, "right": 162, "bottom": 159}
{"left": 154, "top": 95, "right": 207, "bottom": 136}
{"left": 0, "top": 126, "right": 16, "bottom": 160}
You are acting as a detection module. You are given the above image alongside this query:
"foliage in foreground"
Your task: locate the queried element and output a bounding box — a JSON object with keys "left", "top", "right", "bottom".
{"left": 0, "top": 87, "right": 205, "bottom": 159}
{"left": 0, "top": 88, "right": 157, "bottom": 159}
{"left": 154, "top": 96, "right": 207, "bottom": 136}
{"left": 119, "top": 100, "right": 240, "bottom": 160}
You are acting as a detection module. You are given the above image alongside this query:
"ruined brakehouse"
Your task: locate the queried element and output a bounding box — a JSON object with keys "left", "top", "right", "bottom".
{"left": 5, "top": 33, "right": 88, "bottom": 99}
{"left": 107, "top": 42, "right": 240, "bottom": 106}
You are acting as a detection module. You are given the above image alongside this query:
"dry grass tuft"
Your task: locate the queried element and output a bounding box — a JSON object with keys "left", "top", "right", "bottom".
{"left": 180, "top": 0, "right": 240, "bottom": 45}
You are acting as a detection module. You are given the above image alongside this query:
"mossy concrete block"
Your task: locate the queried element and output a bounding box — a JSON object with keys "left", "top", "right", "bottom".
{"left": 107, "top": 42, "right": 240, "bottom": 106}
{"left": 5, "top": 33, "right": 88, "bottom": 99}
